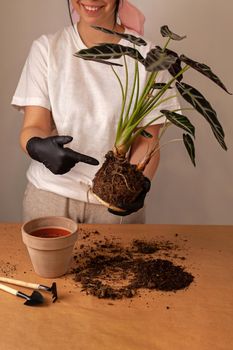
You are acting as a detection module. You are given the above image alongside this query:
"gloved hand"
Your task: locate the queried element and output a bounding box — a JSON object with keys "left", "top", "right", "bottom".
{"left": 108, "top": 177, "right": 151, "bottom": 217}
{"left": 26, "top": 135, "right": 99, "bottom": 175}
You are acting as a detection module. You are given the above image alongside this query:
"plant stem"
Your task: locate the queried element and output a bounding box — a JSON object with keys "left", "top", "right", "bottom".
{"left": 129, "top": 104, "right": 195, "bottom": 152}
{"left": 115, "top": 71, "right": 157, "bottom": 148}
{"left": 131, "top": 105, "right": 195, "bottom": 145}
{"left": 163, "top": 38, "right": 171, "bottom": 51}
{"left": 125, "top": 72, "right": 157, "bottom": 127}
{"left": 173, "top": 107, "right": 195, "bottom": 113}
{"left": 137, "top": 138, "right": 183, "bottom": 171}
{"left": 122, "top": 54, "right": 129, "bottom": 120}
{"left": 145, "top": 94, "right": 178, "bottom": 116}
{"left": 132, "top": 59, "right": 140, "bottom": 112}
{"left": 139, "top": 65, "right": 190, "bottom": 119}
{"left": 111, "top": 65, "right": 125, "bottom": 141}
{"left": 158, "top": 120, "right": 170, "bottom": 140}
{"left": 123, "top": 58, "right": 139, "bottom": 128}
{"left": 151, "top": 138, "right": 183, "bottom": 156}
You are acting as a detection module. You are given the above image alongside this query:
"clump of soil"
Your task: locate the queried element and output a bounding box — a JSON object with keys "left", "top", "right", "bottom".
{"left": 133, "top": 259, "right": 194, "bottom": 291}
{"left": 92, "top": 151, "right": 146, "bottom": 208}
{"left": 71, "top": 232, "right": 194, "bottom": 300}
{"left": 133, "top": 239, "right": 165, "bottom": 254}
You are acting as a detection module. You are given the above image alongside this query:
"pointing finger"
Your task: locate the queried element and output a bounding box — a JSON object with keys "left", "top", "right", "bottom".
{"left": 65, "top": 148, "right": 99, "bottom": 165}
{"left": 54, "top": 135, "right": 73, "bottom": 146}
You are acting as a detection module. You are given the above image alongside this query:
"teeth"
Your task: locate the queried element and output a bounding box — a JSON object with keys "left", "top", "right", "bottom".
{"left": 84, "top": 5, "right": 99, "bottom": 11}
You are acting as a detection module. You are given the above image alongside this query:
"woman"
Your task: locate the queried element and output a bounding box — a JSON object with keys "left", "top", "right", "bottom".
{"left": 11, "top": 0, "right": 180, "bottom": 224}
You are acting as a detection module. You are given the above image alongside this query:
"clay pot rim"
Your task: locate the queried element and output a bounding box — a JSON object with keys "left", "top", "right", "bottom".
{"left": 22, "top": 216, "right": 78, "bottom": 241}
{"left": 23, "top": 230, "right": 75, "bottom": 241}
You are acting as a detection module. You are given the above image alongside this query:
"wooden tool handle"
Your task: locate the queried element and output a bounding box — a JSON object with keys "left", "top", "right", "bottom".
{"left": 0, "top": 283, "right": 18, "bottom": 296}
{"left": 0, "top": 277, "right": 38, "bottom": 289}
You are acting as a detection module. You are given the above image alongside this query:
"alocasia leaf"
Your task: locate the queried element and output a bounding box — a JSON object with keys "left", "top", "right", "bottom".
{"left": 176, "top": 82, "right": 227, "bottom": 150}
{"left": 160, "top": 25, "right": 186, "bottom": 41}
{"left": 92, "top": 26, "right": 147, "bottom": 46}
{"left": 74, "top": 43, "right": 145, "bottom": 65}
{"left": 145, "top": 47, "right": 177, "bottom": 72}
{"left": 183, "top": 134, "right": 196, "bottom": 166}
{"left": 161, "top": 110, "right": 195, "bottom": 137}
{"left": 180, "top": 54, "right": 232, "bottom": 94}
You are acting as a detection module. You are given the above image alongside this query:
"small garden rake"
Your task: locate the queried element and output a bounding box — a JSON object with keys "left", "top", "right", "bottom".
{"left": 0, "top": 277, "right": 57, "bottom": 303}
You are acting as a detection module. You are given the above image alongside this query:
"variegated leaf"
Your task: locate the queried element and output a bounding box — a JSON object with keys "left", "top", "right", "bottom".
{"left": 183, "top": 134, "right": 196, "bottom": 166}
{"left": 74, "top": 44, "right": 145, "bottom": 65}
{"left": 160, "top": 110, "right": 195, "bottom": 137}
{"left": 156, "top": 46, "right": 183, "bottom": 81}
{"left": 79, "top": 57, "right": 123, "bottom": 67}
{"left": 152, "top": 83, "right": 172, "bottom": 89}
{"left": 92, "top": 26, "right": 147, "bottom": 46}
{"left": 145, "top": 47, "right": 177, "bottom": 72}
{"left": 160, "top": 25, "right": 186, "bottom": 41}
{"left": 166, "top": 48, "right": 183, "bottom": 82}
{"left": 176, "top": 82, "right": 227, "bottom": 150}
{"left": 180, "top": 54, "right": 232, "bottom": 95}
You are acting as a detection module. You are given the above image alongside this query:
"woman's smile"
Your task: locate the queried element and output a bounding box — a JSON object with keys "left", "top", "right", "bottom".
{"left": 82, "top": 4, "right": 102, "bottom": 11}
{"left": 73, "top": 0, "right": 118, "bottom": 24}
{"left": 79, "top": 2, "right": 104, "bottom": 16}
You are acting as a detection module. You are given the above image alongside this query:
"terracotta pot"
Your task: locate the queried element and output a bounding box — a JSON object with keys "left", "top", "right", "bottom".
{"left": 22, "top": 216, "right": 78, "bottom": 278}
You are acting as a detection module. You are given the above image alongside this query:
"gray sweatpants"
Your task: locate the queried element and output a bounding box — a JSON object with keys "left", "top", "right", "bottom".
{"left": 23, "top": 182, "right": 145, "bottom": 224}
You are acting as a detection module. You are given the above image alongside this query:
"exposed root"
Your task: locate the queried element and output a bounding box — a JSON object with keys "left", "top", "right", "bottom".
{"left": 112, "top": 171, "right": 136, "bottom": 193}
{"left": 92, "top": 151, "right": 146, "bottom": 208}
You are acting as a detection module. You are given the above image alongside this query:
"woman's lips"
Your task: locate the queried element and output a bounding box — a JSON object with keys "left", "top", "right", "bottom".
{"left": 81, "top": 3, "right": 103, "bottom": 13}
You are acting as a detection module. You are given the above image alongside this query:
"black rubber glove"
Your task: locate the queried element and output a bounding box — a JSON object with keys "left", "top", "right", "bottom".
{"left": 26, "top": 136, "right": 99, "bottom": 175}
{"left": 108, "top": 177, "right": 151, "bottom": 217}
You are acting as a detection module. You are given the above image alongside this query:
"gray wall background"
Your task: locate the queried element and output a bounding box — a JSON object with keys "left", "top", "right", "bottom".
{"left": 0, "top": 0, "right": 232, "bottom": 223}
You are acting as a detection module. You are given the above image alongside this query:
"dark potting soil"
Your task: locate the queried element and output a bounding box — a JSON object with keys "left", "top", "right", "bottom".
{"left": 30, "top": 227, "right": 71, "bottom": 238}
{"left": 92, "top": 151, "right": 146, "bottom": 208}
{"left": 71, "top": 231, "right": 194, "bottom": 300}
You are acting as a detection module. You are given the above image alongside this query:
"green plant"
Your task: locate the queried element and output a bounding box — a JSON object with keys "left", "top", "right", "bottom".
{"left": 74, "top": 25, "right": 231, "bottom": 169}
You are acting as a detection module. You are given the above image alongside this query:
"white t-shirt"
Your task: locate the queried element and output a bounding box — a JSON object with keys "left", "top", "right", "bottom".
{"left": 11, "top": 24, "right": 181, "bottom": 203}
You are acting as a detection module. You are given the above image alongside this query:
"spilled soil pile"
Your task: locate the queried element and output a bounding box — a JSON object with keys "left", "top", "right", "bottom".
{"left": 71, "top": 230, "right": 194, "bottom": 300}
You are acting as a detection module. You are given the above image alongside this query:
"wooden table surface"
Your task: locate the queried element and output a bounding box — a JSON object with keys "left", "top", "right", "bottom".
{"left": 0, "top": 223, "right": 233, "bottom": 350}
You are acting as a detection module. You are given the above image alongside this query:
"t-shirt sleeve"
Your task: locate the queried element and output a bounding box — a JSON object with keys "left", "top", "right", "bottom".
{"left": 11, "top": 35, "right": 51, "bottom": 112}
